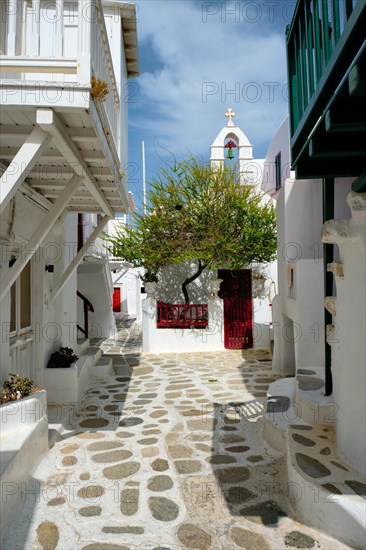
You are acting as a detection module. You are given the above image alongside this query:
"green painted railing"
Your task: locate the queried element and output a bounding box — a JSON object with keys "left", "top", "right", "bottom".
{"left": 286, "top": 0, "right": 362, "bottom": 139}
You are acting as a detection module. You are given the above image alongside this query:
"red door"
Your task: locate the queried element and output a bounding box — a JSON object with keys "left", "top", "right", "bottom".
{"left": 218, "top": 269, "right": 253, "bottom": 349}
{"left": 113, "top": 287, "right": 121, "bottom": 312}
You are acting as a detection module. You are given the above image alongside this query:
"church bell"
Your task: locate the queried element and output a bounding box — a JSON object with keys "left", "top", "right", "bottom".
{"left": 227, "top": 148, "right": 234, "bottom": 160}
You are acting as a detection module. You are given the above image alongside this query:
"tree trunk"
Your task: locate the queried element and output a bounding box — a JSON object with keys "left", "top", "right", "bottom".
{"left": 182, "top": 261, "right": 207, "bottom": 304}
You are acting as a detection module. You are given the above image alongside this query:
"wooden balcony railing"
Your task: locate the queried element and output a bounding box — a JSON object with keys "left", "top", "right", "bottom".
{"left": 0, "top": 0, "right": 120, "bottom": 150}
{"left": 91, "top": 0, "right": 120, "bottom": 149}
{"left": 157, "top": 302, "right": 208, "bottom": 329}
{"left": 286, "top": 0, "right": 366, "bottom": 158}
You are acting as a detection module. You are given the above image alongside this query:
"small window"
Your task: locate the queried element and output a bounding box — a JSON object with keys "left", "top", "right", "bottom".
{"left": 275, "top": 152, "right": 282, "bottom": 191}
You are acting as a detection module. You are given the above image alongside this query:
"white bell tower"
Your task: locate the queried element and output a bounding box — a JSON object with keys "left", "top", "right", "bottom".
{"left": 210, "top": 108, "right": 264, "bottom": 186}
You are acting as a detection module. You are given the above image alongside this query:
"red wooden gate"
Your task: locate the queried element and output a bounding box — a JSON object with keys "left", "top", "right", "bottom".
{"left": 113, "top": 287, "right": 121, "bottom": 312}
{"left": 218, "top": 269, "right": 253, "bottom": 349}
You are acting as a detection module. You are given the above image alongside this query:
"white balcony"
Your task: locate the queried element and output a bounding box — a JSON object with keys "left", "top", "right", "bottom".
{"left": 0, "top": 0, "right": 139, "bottom": 214}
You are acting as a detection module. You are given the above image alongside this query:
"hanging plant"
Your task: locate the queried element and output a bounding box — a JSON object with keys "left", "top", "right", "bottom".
{"left": 91, "top": 76, "right": 109, "bottom": 102}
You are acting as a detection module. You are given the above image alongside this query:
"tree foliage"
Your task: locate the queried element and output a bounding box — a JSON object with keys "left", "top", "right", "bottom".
{"left": 104, "top": 158, "right": 277, "bottom": 302}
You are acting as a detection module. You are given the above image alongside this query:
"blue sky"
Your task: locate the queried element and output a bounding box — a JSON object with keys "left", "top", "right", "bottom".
{"left": 127, "top": 0, "right": 296, "bottom": 211}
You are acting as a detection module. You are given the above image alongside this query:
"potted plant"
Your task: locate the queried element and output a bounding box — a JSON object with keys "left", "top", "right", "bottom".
{"left": 47, "top": 346, "right": 78, "bottom": 368}
{"left": 0, "top": 372, "right": 40, "bottom": 405}
{"left": 0, "top": 372, "right": 47, "bottom": 447}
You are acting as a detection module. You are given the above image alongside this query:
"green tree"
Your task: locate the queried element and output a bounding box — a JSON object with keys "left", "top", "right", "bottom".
{"left": 104, "top": 158, "right": 277, "bottom": 303}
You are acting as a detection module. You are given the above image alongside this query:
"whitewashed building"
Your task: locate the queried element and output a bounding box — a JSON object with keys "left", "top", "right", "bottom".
{"left": 0, "top": 2, "right": 139, "bottom": 532}
{"left": 107, "top": 192, "right": 143, "bottom": 319}
{"left": 260, "top": 1, "right": 366, "bottom": 546}
{"left": 0, "top": 0, "right": 139, "bottom": 391}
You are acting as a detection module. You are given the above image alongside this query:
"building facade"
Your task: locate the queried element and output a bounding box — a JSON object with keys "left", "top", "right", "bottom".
{"left": 0, "top": 0, "right": 139, "bottom": 389}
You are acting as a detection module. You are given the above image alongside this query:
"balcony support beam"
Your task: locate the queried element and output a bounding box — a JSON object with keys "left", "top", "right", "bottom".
{"left": 50, "top": 215, "right": 112, "bottom": 304}
{"left": 36, "top": 108, "right": 114, "bottom": 217}
{"left": 349, "top": 63, "right": 366, "bottom": 97}
{"left": 0, "top": 127, "right": 51, "bottom": 215}
{"left": 0, "top": 175, "right": 83, "bottom": 301}
{"left": 309, "top": 138, "right": 366, "bottom": 158}
{"left": 325, "top": 108, "right": 366, "bottom": 133}
{"left": 0, "top": 125, "right": 96, "bottom": 141}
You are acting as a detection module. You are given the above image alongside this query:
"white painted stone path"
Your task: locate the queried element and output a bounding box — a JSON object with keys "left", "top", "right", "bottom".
{"left": 3, "top": 320, "right": 354, "bottom": 550}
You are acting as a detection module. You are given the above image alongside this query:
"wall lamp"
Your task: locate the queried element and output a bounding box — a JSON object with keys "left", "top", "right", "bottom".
{"left": 45, "top": 264, "right": 54, "bottom": 273}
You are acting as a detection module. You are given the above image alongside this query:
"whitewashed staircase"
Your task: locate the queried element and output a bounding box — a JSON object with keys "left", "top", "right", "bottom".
{"left": 47, "top": 338, "right": 114, "bottom": 448}
{"left": 45, "top": 339, "right": 113, "bottom": 407}
{"left": 263, "top": 372, "right": 366, "bottom": 549}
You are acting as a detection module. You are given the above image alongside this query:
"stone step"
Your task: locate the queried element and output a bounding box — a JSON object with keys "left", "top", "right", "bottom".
{"left": 91, "top": 357, "right": 113, "bottom": 378}
{"left": 81, "top": 346, "right": 102, "bottom": 364}
{"left": 48, "top": 403, "right": 79, "bottom": 448}
{"left": 77, "top": 337, "right": 90, "bottom": 355}
{"left": 263, "top": 375, "right": 366, "bottom": 548}
{"left": 287, "top": 422, "right": 366, "bottom": 549}
{"left": 294, "top": 372, "right": 335, "bottom": 425}
{"left": 263, "top": 369, "right": 336, "bottom": 453}
{"left": 263, "top": 377, "right": 305, "bottom": 454}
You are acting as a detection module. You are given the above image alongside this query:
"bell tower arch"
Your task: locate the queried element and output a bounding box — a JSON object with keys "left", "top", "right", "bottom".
{"left": 210, "top": 108, "right": 262, "bottom": 185}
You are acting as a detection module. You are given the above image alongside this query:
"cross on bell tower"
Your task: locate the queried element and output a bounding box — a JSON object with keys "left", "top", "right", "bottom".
{"left": 225, "top": 108, "right": 236, "bottom": 127}
{"left": 210, "top": 109, "right": 257, "bottom": 185}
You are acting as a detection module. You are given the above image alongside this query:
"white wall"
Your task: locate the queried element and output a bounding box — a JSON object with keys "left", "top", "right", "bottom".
{"left": 158, "top": 263, "right": 214, "bottom": 304}
{"left": 265, "top": 116, "right": 365, "bottom": 474}
{"left": 0, "top": 192, "right": 79, "bottom": 389}
{"left": 77, "top": 264, "right": 116, "bottom": 339}
{"left": 261, "top": 117, "right": 291, "bottom": 197}
{"left": 272, "top": 178, "right": 326, "bottom": 375}
{"left": 142, "top": 297, "right": 224, "bottom": 354}
{"left": 322, "top": 191, "right": 366, "bottom": 474}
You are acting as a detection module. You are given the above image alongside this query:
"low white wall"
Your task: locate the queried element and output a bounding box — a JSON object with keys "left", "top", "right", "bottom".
{"left": 0, "top": 390, "right": 49, "bottom": 543}
{"left": 0, "top": 390, "right": 48, "bottom": 437}
{"left": 44, "top": 356, "right": 92, "bottom": 405}
{"left": 142, "top": 298, "right": 225, "bottom": 354}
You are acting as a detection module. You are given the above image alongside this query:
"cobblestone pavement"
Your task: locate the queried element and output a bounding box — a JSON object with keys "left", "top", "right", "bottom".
{"left": 5, "top": 320, "right": 352, "bottom": 550}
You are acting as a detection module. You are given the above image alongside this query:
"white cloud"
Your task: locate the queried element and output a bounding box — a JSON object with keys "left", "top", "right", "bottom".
{"left": 131, "top": 1, "right": 291, "bottom": 162}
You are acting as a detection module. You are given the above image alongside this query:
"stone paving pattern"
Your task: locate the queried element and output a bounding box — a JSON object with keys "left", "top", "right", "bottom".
{"left": 5, "top": 320, "right": 357, "bottom": 549}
